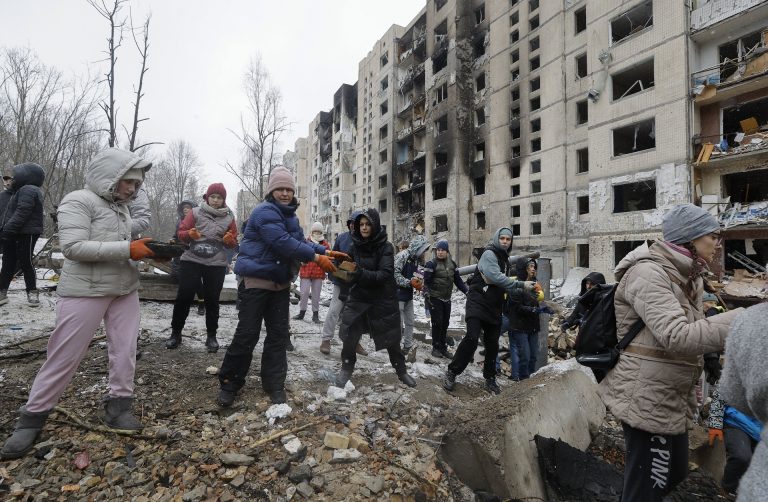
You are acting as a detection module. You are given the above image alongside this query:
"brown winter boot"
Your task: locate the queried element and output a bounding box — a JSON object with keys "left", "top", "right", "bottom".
{"left": 320, "top": 340, "right": 331, "bottom": 354}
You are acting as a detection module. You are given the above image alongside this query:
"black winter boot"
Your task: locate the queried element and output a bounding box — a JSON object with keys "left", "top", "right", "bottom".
{"left": 0, "top": 407, "right": 51, "bottom": 459}
{"left": 292, "top": 310, "right": 306, "bottom": 321}
{"left": 398, "top": 372, "right": 417, "bottom": 388}
{"left": 217, "top": 388, "right": 236, "bottom": 408}
{"left": 197, "top": 302, "right": 205, "bottom": 316}
{"left": 269, "top": 389, "right": 287, "bottom": 404}
{"left": 165, "top": 329, "right": 182, "bottom": 349}
{"left": 335, "top": 368, "right": 353, "bottom": 388}
{"left": 312, "top": 311, "right": 322, "bottom": 324}
{"left": 103, "top": 396, "right": 144, "bottom": 433}
{"left": 205, "top": 333, "right": 219, "bottom": 353}
{"left": 443, "top": 369, "right": 457, "bottom": 391}
{"left": 485, "top": 378, "right": 501, "bottom": 395}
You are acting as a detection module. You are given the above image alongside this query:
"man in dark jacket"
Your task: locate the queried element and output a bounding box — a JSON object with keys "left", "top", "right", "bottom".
{"left": 0, "top": 162, "right": 46, "bottom": 307}
{"left": 320, "top": 211, "right": 367, "bottom": 356}
{"left": 0, "top": 173, "right": 13, "bottom": 256}
{"left": 216, "top": 167, "right": 346, "bottom": 406}
{"left": 423, "top": 239, "right": 467, "bottom": 358}
{"left": 560, "top": 271, "right": 606, "bottom": 331}
{"left": 334, "top": 209, "right": 417, "bottom": 388}
{"left": 444, "top": 228, "right": 536, "bottom": 394}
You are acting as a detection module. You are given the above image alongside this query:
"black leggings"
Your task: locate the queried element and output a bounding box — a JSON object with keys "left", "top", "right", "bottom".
{"left": 171, "top": 261, "right": 226, "bottom": 334}
{"left": 0, "top": 234, "right": 38, "bottom": 291}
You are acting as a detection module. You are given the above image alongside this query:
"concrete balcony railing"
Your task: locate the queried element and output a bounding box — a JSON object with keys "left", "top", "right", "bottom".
{"left": 690, "top": 0, "right": 766, "bottom": 32}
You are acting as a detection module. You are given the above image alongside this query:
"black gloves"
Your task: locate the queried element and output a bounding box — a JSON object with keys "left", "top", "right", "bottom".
{"left": 703, "top": 353, "right": 721, "bottom": 385}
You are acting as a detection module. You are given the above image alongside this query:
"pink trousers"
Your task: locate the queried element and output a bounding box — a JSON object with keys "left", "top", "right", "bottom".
{"left": 25, "top": 293, "right": 140, "bottom": 413}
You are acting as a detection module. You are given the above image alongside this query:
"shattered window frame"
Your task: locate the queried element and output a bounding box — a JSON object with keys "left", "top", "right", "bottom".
{"left": 610, "top": 1, "right": 653, "bottom": 46}
{"left": 575, "top": 53, "right": 587, "bottom": 79}
{"left": 611, "top": 58, "right": 654, "bottom": 101}
{"left": 380, "top": 52, "right": 389, "bottom": 68}
{"left": 577, "top": 243, "right": 589, "bottom": 267}
{"left": 434, "top": 214, "right": 448, "bottom": 232}
{"left": 613, "top": 180, "right": 657, "bottom": 213}
{"left": 474, "top": 175, "right": 486, "bottom": 195}
{"left": 576, "top": 99, "right": 588, "bottom": 125}
{"left": 612, "top": 118, "right": 656, "bottom": 157}
{"left": 475, "top": 211, "right": 486, "bottom": 230}
{"left": 475, "top": 107, "right": 486, "bottom": 126}
{"left": 379, "top": 199, "right": 388, "bottom": 213}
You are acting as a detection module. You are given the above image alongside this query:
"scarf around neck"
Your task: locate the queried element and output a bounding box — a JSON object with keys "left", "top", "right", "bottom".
{"left": 200, "top": 201, "right": 230, "bottom": 218}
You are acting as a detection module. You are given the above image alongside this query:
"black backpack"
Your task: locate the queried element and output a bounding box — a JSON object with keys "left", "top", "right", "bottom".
{"left": 574, "top": 283, "right": 644, "bottom": 375}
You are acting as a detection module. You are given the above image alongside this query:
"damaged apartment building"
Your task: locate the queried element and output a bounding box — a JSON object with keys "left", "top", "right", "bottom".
{"left": 289, "top": 0, "right": 766, "bottom": 278}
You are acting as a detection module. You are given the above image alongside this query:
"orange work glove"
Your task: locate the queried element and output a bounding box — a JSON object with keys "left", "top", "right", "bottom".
{"left": 188, "top": 228, "right": 202, "bottom": 240}
{"left": 327, "top": 250, "right": 352, "bottom": 262}
{"left": 314, "top": 254, "right": 337, "bottom": 273}
{"left": 222, "top": 231, "right": 237, "bottom": 248}
{"left": 410, "top": 277, "right": 424, "bottom": 291}
{"left": 708, "top": 428, "right": 723, "bottom": 447}
{"left": 130, "top": 237, "right": 155, "bottom": 261}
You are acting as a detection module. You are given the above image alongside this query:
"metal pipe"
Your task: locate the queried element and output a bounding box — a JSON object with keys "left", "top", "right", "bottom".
{"left": 455, "top": 251, "right": 541, "bottom": 276}
{"left": 535, "top": 258, "right": 552, "bottom": 372}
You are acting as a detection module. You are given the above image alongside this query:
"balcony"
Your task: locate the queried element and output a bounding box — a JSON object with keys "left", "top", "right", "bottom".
{"left": 691, "top": 0, "right": 768, "bottom": 34}
{"left": 692, "top": 49, "right": 768, "bottom": 106}
{"left": 396, "top": 124, "right": 413, "bottom": 141}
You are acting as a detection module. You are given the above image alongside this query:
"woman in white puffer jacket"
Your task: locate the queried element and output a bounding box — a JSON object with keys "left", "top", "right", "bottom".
{"left": 0, "top": 148, "right": 157, "bottom": 460}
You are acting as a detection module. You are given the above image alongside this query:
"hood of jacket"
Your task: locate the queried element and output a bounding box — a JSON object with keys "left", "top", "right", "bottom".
{"left": 10, "top": 162, "right": 45, "bottom": 191}
{"left": 580, "top": 271, "right": 607, "bottom": 295}
{"left": 85, "top": 148, "right": 152, "bottom": 203}
{"left": 515, "top": 257, "right": 537, "bottom": 280}
{"left": 407, "top": 234, "right": 430, "bottom": 260}
{"left": 352, "top": 208, "right": 388, "bottom": 249}
{"left": 177, "top": 199, "right": 198, "bottom": 219}
{"left": 489, "top": 227, "right": 514, "bottom": 256}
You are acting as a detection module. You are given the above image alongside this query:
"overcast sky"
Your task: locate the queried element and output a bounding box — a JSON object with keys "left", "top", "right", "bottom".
{"left": 1, "top": 0, "right": 422, "bottom": 199}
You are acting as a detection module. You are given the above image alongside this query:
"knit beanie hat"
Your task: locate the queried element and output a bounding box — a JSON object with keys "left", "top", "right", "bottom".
{"left": 436, "top": 239, "right": 450, "bottom": 251}
{"left": 266, "top": 167, "right": 295, "bottom": 195}
{"left": 311, "top": 222, "right": 324, "bottom": 233}
{"left": 204, "top": 183, "right": 227, "bottom": 203}
{"left": 121, "top": 167, "right": 145, "bottom": 181}
{"left": 662, "top": 203, "right": 720, "bottom": 244}
{"left": 498, "top": 228, "right": 513, "bottom": 238}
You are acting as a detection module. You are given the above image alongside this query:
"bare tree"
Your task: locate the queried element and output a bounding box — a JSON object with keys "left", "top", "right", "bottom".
{"left": 225, "top": 55, "right": 290, "bottom": 200}
{"left": 163, "top": 139, "right": 201, "bottom": 207}
{"left": 126, "top": 12, "right": 153, "bottom": 152}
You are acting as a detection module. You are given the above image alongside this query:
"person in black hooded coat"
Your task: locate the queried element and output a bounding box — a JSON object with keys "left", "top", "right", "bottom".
{"left": 335, "top": 209, "right": 417, "bottom": 388}
{"left": 0, "top": 162, "right": 45, "bottom": 307}
{"left": 560, "top": 271, "right": 606, "bottom": 331}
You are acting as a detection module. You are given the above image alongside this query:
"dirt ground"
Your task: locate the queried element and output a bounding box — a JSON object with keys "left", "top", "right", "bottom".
{"left": 0, "top": 286, "right": 731, "bottom": 501}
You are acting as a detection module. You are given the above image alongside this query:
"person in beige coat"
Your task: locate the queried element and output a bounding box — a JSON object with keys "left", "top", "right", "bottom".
{"left": 0, "top": 148, "right": 157, "bottom": 460}
{"left": 598, "top": 203, "right": 742, "bottom": 502}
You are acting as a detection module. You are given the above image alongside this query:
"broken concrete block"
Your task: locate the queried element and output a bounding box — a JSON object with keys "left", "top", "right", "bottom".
{"left": 283, "top": 437, "right": 303, "bottom": 455}
{"left": 329, "top": 448, "right": 363, "bottom": 464}
{"left": 220, "top": 453, "right": 255, "bottom": 466}
{"left": 295, "top": 481, "right": 315, "bottom": 498}
{"left": 366, "top": 475, "right": 385, "bottom": 494}
{"left": 348, "top": 433, "right": 368, "bottom": 452}
{"left": 323, "top": 431, "right": 349, "bottom": 450}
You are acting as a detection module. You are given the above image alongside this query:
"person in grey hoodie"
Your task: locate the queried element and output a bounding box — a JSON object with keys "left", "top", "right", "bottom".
{"left": 719, "top": 302, "right": 768, "bottom": 501}
{"left": 0, "top": 148, "right": 156, "bottom": 459}
{"left": 393, "top": 235, "right": 431, "bottom": 354}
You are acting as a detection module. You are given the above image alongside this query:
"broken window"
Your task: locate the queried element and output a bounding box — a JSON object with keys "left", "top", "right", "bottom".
{"left": 434, "top": 214, "right": 448, "bottom": 232}
{"left": 435, "top": 151, "right": 448, "bottom": 168}
{"left": 381, "top": 76, "right": 389, "bottom": 91}
{"left": 510, "top": 11, "right": 519, "bottom": 26}
{"left": 530, "top": 77, "right": 540, "bottom": 92}
{"left": 511, "top": 106, "right": 520, "bottom": 119}
{"left": 719, "top": 29, "right": 763, "bottom": 81}
{"left": 510, "top": 30, "right": 520, "bottom": 44}
{"left": 511, "top": 205, "right": 521, "bottom": 218}
{"left": 512, "top": 145, "right": 521, "bottom": 158}
{"left": 576, "top": 99, "right": 588, "bottom": 125}
{"left": 380, "top": 100, "right": 389, "bottom": 115}
{"left": 613, "top": 118, "right": 655, "bottom": 156}
{"left": 433, "top": 53, "right": 447, "bottom": 73}
{"left": 475, "top": 73, "right": 486, "bottom": 92}
{"left": 611, "top": 1, "right": 653, "bottom": 44}
{"left": 722, "top": 96, "right": 768, "bottom": 147}
{"left": 612, "top": 58, "right": 654, "bottom": 100}
{"left": 531, "top": 159, "right": 541, "bottom": 173}
{"left": 577, "top": 195, "right": 589, "bottom": 215}
{"left": 574, "top": 6, "right": 587, "bottom": 34}
{"left": 531, "top": 179, "right": 541, "bottom": 193}
{"left": 531, "top": 201, "right": 541, "bottom": 215}
{"left": 379, "top": 174, "right": 388, "bottom": 188}
{"left": 529, "top": 0, "right": 539, "bottom": 12}
{"left": 474, "top": 176, "right": 486, "bottom": 195}
{"left": 475, "top": 108, "right": 486, "bottom": 126}
{"left": 724, "top": 167, "right": 768, "bottom": 204}
{"left": 472, "top": 32, "right": 487, "bottom": 59}
{"left": 531, "top": 222, "right": 542, "bottom": 235}
{"left": 475, "top": 142, "right": 486, "bottom": 161}
{"left": 575, "top": 53, "right": 587, "bottom": 79}
{"left": 435, "top": 115, "right": 448, "bottom": 136}
{"left": 512, "top": 224, "right": 521, "bottom": 236}
{"left": 531, "top": 138, "right": 541, "bottom": 152}
{"left": 380, "top": 53, "right": 389, "bottom": 67}
{"left": 613, "top": 180, "right": 656, "bottom": 213}
{"left": 379, "top": 149, "right": 388, "bottom": 163}
{"left": 614, "top": 240, "right": 647, "bottom": 266}
{"left": 379, "top": 199, "right": 387, "bottom": 213}
{"left": 511, "top": 67, "right": 520, "bottom": 81}
{"left": 577, "top": 243, "right": 589, "bottom": 267}
{"left": 511, "top": 184, "right": 521, "bottom": 197}
{"left": 530, "top": 36, "right": 540, "bottom": 52}
{"left": 530, "top": 56, "right": 540, "bottom": 71}
{"left": 475, "top": 211, "right": 486, "bottom": 230}
{"left": 529, "top": 15, "right": 539, "bottom": 31}
{"left": 433, "top": 181, "right": 448, "bottom": 200}
{"left": 379, "top": 125, "right": 388, "bottom": 140}
{"left": 475, "top": 4, "right": 485, "bottom": 24}
{"left": 511, "top": 126, "right": 521, "bottom": 140}
{"left": 577, "top": 147, "right": 589, "bottom": 173}
{"left": 435, "top": 82, "right": 448, "bottom": 104}
{"left": 530, "top": 118, "right": 541, "bottom": 133}
{"left": 530, "top": 96, "right": 541, "bottom": 111}
{"left": 511, "top": 49, "right": 519, "bottom": 64}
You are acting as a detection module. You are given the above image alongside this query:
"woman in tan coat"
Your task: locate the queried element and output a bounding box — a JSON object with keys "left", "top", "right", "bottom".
{"left": 598, "top": 203, "right": 742, "bottom": 501}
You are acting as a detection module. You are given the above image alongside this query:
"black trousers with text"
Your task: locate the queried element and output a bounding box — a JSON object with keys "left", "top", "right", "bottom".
{"left": 621, "top": 422, "right": 689, "bottom": 502}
